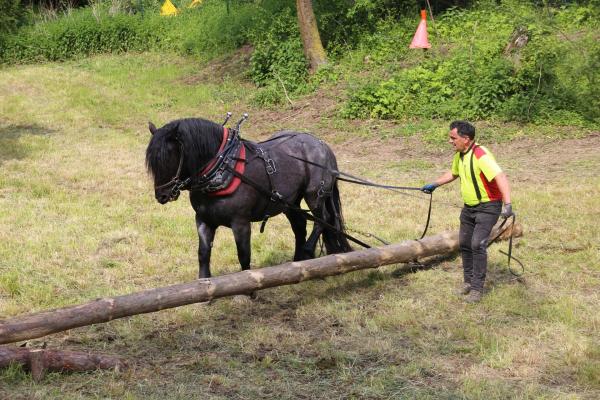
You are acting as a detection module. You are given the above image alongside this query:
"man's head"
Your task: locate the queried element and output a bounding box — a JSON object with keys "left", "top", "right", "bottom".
{"left": 448, "top": 120, "right": 475, "bottom": 153}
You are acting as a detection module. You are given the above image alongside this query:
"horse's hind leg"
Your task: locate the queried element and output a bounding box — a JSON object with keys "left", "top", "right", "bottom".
{"left": 303, "top": 197, "right": 328, "bottom": 258}
{"left": 196, "top": 216, "right": 216, "bottom": 279}
{"left": 285, "top": 209, "right": 310, "bottom": 261}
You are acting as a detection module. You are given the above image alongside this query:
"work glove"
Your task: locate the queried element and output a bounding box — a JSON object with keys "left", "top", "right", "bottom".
{"left": 500, "top": 203, "right": 514, "bottom": 218}
{"left": 421, "top": 183, "right": 438, "bottom": 194}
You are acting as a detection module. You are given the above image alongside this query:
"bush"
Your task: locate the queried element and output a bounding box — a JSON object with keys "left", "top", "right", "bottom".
{"left": 0, "top": 10, "right": 170, "bottom": 63}
{"left": 248, "top": 8, "right": 308, "bottom": 93}
{"left": 342, "top": 2, "right": 600, "bottom": 127}
{"left": 0, "top": 0, "right": 28, "bottom": 35}
{"left": 0, "top": 0, "right": 263, "bottom": 64}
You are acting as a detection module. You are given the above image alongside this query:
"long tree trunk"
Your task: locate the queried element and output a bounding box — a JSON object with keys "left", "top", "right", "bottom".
{"left": 296, "top": 0, "right": 327, "bottom": 71}
{"left": 0, "top": 223, "right": 521, "bottom": 345}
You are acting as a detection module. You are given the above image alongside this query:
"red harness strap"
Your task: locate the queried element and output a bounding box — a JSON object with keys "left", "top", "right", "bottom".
{"left": 199, "top": 127, "right": 246, "bottom": 197}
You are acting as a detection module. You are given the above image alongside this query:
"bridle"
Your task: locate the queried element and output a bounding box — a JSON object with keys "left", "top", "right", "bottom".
{"left": 154, "top": 139, "right": 191, "bottom": 202}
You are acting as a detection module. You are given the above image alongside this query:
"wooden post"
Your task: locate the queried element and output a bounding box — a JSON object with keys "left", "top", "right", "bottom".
{"left": 0, "top": 223, "right": 521, "bottom": 345}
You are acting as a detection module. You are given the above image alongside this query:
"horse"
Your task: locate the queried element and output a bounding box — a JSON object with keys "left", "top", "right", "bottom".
{"left": 145, "top": 117, "right": 353, "bottom": 279}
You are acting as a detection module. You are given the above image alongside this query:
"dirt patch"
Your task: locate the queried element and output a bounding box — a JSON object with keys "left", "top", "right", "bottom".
{"left": 180, "top": 45, "right": 254, "bottom": 85}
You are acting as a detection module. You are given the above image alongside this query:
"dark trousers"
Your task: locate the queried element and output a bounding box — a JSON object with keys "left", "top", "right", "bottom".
{"left": 459, "top": 201, "right": 501, "bottom": 292}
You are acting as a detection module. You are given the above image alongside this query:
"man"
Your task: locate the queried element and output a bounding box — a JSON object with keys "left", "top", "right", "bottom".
{"left": 422, "top": 121, "right": 513, "bottom": 303}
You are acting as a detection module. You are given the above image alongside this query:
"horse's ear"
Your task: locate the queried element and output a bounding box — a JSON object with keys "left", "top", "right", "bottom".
{"left": 148, "top": 122, "right": 157, "bottom": 135}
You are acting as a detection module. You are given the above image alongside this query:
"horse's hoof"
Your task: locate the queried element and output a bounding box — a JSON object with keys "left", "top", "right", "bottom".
{"left": 232, "top": 295, "right": 253, "bottom": 305}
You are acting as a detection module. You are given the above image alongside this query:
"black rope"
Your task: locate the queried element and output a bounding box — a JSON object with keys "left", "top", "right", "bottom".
{"left": 286, "top": 153, "right": 433, "bottom": 241}
{"left": 487, "top": 214, "right": 524, "bottom": 277}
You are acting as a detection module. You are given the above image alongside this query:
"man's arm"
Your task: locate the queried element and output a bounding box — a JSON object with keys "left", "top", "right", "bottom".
{"left": 434, "top": 170, "right": 458, "bottom": 187}
{"left": 494, "top": 172, "right": 511, "bottom": 204}
{"left": 421, "top": 170, "right": 457, "bottom": 193}
{"left": 494, "top": 172, "right": 514, "bottom": 217}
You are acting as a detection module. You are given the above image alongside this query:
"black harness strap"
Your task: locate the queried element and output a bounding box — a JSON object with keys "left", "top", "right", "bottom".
{"left": 467, "top": 143, "right": 483, "bottom": 204}
{"left": 255, "top": 146, "right": 280, "bottom": 233}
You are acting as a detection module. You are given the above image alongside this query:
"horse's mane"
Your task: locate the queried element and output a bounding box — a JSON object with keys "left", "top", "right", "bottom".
{"left": 146, "top": 118, "right": 224, "bottom": 178}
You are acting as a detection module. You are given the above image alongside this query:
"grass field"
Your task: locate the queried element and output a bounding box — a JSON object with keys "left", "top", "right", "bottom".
{"left": 1, "top": 53, "right": 599, "bottom": 399}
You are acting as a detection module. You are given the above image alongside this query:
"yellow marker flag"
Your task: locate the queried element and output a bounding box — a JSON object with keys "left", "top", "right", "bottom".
{"left": 189, "top": 0, "right": 203, "bottom": 8}
{"left": 160, "top": 0, "right": 179, "bottom": 16}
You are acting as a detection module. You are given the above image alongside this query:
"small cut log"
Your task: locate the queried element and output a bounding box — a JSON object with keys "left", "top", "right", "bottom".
{"left": 0, "top": 346, "right": 128, "bottom": 381}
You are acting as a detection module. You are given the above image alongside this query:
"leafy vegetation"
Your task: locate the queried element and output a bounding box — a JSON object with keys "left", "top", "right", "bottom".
{"left": 342, "top": 1, "right": 600, "bottom": 127}
{"left": 2, "top": 0, "right": 598, "bottom": 126}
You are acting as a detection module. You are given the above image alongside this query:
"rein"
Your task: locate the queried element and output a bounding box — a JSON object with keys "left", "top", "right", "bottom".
{"left": 286, "top": 154, "right": 433, "bottom": 240}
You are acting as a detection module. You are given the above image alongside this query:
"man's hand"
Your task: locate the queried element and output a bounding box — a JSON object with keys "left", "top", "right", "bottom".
{"left": 421, "top": 183, "right": 438, "bottom": 194}
{"left": 501, "top": 203, "right": 514, "bottom": 218}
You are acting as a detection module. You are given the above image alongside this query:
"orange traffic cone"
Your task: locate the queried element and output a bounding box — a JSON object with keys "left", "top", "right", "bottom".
{"left": 409, "top": 10, "right": 431, "bottom": 49}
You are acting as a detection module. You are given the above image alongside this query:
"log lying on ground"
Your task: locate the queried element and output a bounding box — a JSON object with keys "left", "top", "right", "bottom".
{"left": 0, "top": 222, "right": 522, "bottom": 345}
{"left": 0, "top": 347, "right": 127, "bottom": 381}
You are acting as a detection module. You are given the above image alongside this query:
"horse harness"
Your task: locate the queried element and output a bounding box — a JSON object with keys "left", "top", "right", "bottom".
{"left": 158, "top": 127, "right": 244, "bottom": 201}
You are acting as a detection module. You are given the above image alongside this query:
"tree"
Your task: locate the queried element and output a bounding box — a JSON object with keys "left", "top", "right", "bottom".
{"left": 296, "top": 0, "right": 327, "bottom": 71}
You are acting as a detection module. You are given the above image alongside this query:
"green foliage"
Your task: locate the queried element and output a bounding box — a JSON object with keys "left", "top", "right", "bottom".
{"left": 251, "top": 84, "right": 283, "bottom": 107}
{"left": 179, "top": 1, "right": 264, "bottom": 58}
{"left": 0, "top": 0, "right": 28, "bottom": 35}
{"left": 343, "top": 2, "right": 600, "bottom": 127}
{"left": 0, "top": 8, "right": 168, "bottom": 63}
{"left": 248, "top": 8, "right": 308, "bottom": 95}
{"left": 0, "top": 0, "right": 263, "bottom": 64}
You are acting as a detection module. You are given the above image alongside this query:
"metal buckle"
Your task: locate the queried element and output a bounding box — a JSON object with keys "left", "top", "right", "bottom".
{"left": 270, "top": 190, "right": 283, "bottom": 202}
{"left": 266, "top": 159, "right": 276, "bottom": 175}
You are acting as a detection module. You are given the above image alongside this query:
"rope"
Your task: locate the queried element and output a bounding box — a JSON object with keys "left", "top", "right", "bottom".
{"left": 487, "top": 214, "right": 524, "bottom": 277}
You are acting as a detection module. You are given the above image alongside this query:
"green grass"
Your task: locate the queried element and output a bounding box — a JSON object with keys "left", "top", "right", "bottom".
{"left": 0, "top": 53, "right": 599, "bottom": 399}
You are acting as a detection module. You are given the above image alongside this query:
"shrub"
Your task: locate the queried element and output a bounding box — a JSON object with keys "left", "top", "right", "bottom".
{"left": 248, "top": 8, "right": 308, "bottom": 93}
{"left": 0, "top": 0, "right": 28, "bottom": 35}
{"left": 342, "top": 2, "right": 600, "bottom": 127}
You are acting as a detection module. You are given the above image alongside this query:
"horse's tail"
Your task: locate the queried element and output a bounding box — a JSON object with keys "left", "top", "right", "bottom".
{"left": 322, "top": 180, "right": 353, "bottom": 254}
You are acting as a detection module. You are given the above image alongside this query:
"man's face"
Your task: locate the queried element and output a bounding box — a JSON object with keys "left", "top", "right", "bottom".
{"left": 448, "top": 128, "right": 471, "bottom": 152}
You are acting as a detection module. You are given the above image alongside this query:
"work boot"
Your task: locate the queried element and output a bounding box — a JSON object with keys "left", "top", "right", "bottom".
{"left": 455, "top": 283, "right": 471, "bottom": 296}
{"left": 465, "top": 290, "right": 483, "bottom": 303}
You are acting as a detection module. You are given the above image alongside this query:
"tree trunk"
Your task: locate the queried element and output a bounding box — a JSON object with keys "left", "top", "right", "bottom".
{"left": 296, "top": 0, "right": 327, "bottom": 72}
{"left": 0, "top": 222, "right": 521, "bottom": 345}
{"left": 0, "top": 347, "right": 128, "bottom": 380}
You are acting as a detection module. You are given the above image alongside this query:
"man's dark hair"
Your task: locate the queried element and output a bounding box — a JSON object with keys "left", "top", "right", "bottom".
{"left": 450, "top": 120, "right": 475, "bottom": 140}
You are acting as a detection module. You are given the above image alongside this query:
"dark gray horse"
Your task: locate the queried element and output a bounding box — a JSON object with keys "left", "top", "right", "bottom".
{"left": 145, "top": 117, "right": 352, "bottom": 278}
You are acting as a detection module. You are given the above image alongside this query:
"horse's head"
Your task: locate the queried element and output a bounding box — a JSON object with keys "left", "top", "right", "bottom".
{"left": 146, "top": 121, "right": 185, "bottom": 204}
{"left": 145, "top": 118, "right": 224, "bottom": 204}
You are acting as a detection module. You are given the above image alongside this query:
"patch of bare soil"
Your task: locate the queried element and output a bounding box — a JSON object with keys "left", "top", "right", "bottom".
{"left": 180, "top": 45, "right": 254, "bottom": 85}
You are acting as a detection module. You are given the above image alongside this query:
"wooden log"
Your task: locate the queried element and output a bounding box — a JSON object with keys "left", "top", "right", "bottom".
{"left": 0, "top": 347, "right": 128, "bottom": 379}
{"left": 0, "top": 222, "right": 521, "bottom": 345}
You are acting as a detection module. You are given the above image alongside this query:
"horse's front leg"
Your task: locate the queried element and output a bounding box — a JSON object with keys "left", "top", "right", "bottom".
{"left": 231, "top": 220, "right": 251, "bottom": 271}
{"left": 196, "top": 215, "right": 216, "bottom": 279}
